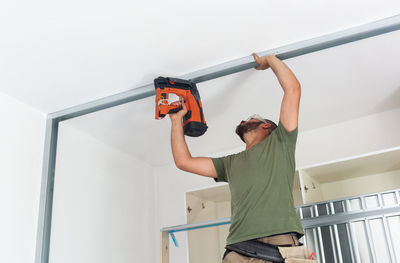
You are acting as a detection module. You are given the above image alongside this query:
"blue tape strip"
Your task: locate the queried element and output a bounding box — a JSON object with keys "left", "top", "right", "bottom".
{"left": 170, "top": 232, "right": 179, "bottom": 247}
{"left": 167, "top": 221, "right": 231, "bottom": 247}
{"left": 169, "top": 221, "right": 230, "bottom": 233}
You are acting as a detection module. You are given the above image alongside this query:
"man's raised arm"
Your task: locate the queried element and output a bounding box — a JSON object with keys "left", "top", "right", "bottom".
{"left": 169, "top": 98, "right": 217, "bottom": 178}
{"left": 253, "top": 53, "right": 301, "bottom": 131}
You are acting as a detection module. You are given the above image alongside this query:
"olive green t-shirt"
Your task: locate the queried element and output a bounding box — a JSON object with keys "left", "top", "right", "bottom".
{"left": 212, "top": 121, "right": 304, "bottom": 245}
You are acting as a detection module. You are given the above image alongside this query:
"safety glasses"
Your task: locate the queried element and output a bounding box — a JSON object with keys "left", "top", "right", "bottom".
{"left": 242, "top": 114, "right": 267, "bottom": 124}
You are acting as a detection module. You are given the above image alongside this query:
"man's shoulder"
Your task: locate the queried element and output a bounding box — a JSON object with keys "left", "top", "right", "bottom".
{"left": 213, "top": 150, "right": 243, "bottom": 164}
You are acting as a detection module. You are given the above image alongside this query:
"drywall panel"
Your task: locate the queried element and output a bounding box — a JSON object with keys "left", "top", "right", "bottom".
{"left": 0, "top": 91, "right": 46, "bottom": 263}
{"left": 49, "top": 122, "right": 155, "bottom": 263}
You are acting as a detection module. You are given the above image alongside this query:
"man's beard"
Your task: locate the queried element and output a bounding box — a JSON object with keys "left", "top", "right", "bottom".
{"left": 235, "top": 121, "right": 263, "bottom": 141}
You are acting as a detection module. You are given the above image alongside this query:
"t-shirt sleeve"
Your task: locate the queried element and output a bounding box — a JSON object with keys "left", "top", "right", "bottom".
{"left": 211, "top": 156, "right": 231, "bottom": 183}
{"left": 273, "top": 121, "right": 298, "bottom": 148}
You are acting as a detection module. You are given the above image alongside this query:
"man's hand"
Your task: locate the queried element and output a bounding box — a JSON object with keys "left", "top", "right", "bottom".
{"left": 169, "top": 97, "right": 188, "bottom": 122}
{"left": 253, "top": 53, "right": 274, "bottom": 70}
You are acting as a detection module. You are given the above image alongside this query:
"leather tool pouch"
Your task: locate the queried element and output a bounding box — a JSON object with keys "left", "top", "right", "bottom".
{"left": 278, "top": 246, "right": 318, "bottom": 263}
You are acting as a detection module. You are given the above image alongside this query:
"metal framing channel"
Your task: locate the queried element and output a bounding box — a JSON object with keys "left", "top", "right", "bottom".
{"left": 298, "top": 208, "right": 307, "bottom": 248}
{"left": 377, "top": 194, "right": 396, "bottom": 263}
{"left": 47, "top": 14, "right": 400, "bottom": 122}
{"left": 312, "top": 227, "right": 320, "bottom": 262}
{"left": 301, "top": 206, "right": 400, "bottom": 229}
{"left": 361, "top": 196, "right": 367, "bottom": 210}
{"left": 349, "top": 222, "right": 361, "bottom": 263}
{"left": 365, "top": 219, "right": 377, "bottom": 263}
{"left": 382, "top": 215, "right": 396, "bottom": 263}
{"left": 342, "top": 200, "right": 356, "bottom": 263}
{"left": 328, "top": 208, "right": 339, "bottom": 263}
{"left": 346, "top": 200, "right": 361, "bottom": 263}
{"left": 377, "top": 193, "right": 383, "bottom": 208}
{"left": 35, "top": 118, "right": 59, "bottom": 263}
{"left": 395, "top": 190, "right": 400, "bottom": 204}
{"left": 330, "top": 202, "right": 343, "bottom": 263}
{"left": 310, "top": 206, "right": 321, "bottom": 263}
{"left": 314, "top": 205, "right": 326, "bottom": 263}
{"left": 387, "top": 214, "right": 399, "bottom": 263}
{"left": 35, "top": 14, "right": 400, "bottom": 263}
{"left": 345, "top": 223, "right": 357, "bottom": 263}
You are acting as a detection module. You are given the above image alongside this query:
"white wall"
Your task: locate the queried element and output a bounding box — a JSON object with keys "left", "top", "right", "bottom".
{"left": 154, "top": 107, "right": 400, "bottom": 262}
{"left": 155, "top": 164, "right": 214, "bottom": 263}
{"left": 49, "top": 122, "right": 156, "bottom": 263}
{"left": 297, "top": 107, "right": 400, "bottom": 167}
{"left": 0, "top": 91, "right": 46, "bottom": 263}
{"left": 1, "top": 85, "right": 399, "bottom": 263}
{"left": 321, "top": 170, "right": 400, "bottom": 201}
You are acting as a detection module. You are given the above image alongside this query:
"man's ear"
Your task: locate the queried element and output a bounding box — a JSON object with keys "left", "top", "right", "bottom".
{"left": 261, "top": 123, "right": 271, "bottom": 130}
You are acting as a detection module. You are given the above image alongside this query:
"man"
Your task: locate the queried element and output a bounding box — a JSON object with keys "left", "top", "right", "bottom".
{"left": 169, "top": 53, "right": 306, "bottom": 262}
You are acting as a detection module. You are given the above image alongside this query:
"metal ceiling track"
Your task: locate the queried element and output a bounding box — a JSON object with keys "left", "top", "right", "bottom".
{"left": 36, "top": 14, "right": 400, "bottom": 263}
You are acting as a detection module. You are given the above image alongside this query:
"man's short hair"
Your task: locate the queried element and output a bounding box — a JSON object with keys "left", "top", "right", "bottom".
{"left": 235, "top": 118, "right": 278, "bottom": 143}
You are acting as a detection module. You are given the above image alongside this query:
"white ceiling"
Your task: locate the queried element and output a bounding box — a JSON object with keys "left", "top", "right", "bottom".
{"left": 63, "top": 30, "right": 400, "bottom": 166}
{"left": 1, "top": 1, "right": 400, "bottom": 166}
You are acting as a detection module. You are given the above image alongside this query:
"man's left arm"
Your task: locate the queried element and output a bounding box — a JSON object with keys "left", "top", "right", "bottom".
{"left": 253, "top": 53, "right": 301, "bottom": 132}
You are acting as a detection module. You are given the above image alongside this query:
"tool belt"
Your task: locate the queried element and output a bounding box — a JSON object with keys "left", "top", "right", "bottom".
{"left": 225, "top": 239, "right": 287, "bottom": 262}
{"left": 224, "top": 239, "right": 317, "bottom": 263}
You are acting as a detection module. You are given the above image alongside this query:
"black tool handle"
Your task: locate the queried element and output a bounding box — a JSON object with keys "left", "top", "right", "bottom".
{"left": 168, "top": 106, "right": 183, "bottom": 114}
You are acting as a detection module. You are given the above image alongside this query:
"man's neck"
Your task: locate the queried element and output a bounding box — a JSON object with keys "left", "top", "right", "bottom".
{"left": 245, "top": 135, "right": 268, "bottom": 150}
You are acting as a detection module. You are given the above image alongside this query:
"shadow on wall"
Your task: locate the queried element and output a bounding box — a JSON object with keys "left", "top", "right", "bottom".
{"left": 374, "top": 86, "right": 400, "bottom": 112}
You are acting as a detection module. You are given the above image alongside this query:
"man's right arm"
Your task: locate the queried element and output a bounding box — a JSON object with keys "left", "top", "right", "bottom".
{"left": 170, "top": 100, "right": 217, "bottom": 178}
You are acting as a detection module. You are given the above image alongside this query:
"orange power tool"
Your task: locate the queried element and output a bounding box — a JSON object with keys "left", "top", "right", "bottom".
{"left": 154, "top": 76, "right": 208, "bottom": 137}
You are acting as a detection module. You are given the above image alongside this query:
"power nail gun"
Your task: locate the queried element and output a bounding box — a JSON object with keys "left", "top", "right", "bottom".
{"left": 154, "top": 76, "right": 208, "bottom": 137}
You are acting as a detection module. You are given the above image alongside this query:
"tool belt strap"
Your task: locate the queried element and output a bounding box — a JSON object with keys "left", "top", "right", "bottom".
{"left": 225, "top": 239, "right": 292, "bottom": 263}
